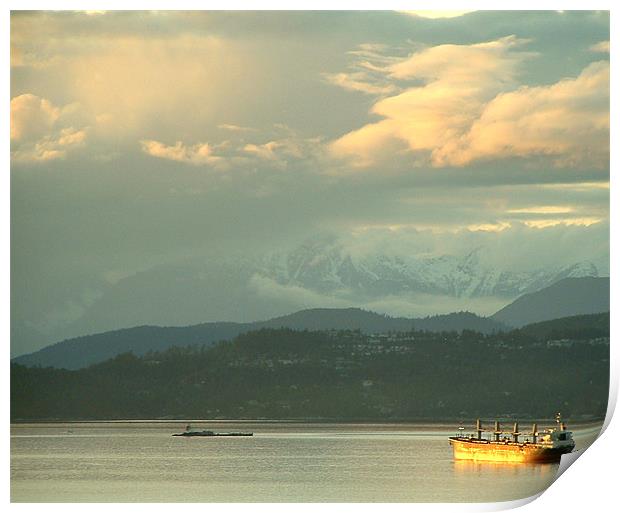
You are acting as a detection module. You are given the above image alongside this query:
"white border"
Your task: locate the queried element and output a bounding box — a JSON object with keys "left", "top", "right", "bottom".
{"left": 4, "top": 2, "right": 615, "bottom": 512}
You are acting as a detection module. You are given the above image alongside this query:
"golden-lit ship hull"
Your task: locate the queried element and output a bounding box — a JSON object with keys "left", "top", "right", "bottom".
{"left": 449, "top": 437, "right": 573, "bottom": 463}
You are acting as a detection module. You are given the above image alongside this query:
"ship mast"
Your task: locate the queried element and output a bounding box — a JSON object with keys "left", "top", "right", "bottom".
{"left": 494, "top": 421, "right": 501, "bottom": 442}
{"left": 556, "top": 412, "right": 566, "bottom": 431}
{"left": 512, "top": 422, "right": 520, "bottom": 443}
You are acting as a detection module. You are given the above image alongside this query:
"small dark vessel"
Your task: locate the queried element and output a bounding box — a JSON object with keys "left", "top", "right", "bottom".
{"left": 172, "top": 424, "right": 253, "bottom": 437}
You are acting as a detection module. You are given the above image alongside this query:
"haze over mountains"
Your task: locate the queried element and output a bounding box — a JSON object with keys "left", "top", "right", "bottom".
{"left": 13, "top": 277, "right": 609, "bottom": 370}
{"left": 12, "top": 236, "right": 608, "bottom": 357}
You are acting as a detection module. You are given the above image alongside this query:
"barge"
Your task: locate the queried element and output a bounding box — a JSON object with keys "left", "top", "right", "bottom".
{"left": 172, "top": 424, "right": 253, "bottom": 437}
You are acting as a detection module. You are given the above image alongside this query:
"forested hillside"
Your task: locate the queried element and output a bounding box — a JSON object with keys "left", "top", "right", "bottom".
{"left": 11, "top": 313, "right": 609, "bottom": 421}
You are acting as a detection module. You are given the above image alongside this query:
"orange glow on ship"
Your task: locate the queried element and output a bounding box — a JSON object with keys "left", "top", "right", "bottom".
{"left": 449, "top": 415, "right": 575, "bottom": 463}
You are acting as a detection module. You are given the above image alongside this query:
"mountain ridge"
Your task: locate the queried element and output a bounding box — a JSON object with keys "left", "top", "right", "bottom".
{"left": 491, "top": 277, "right": 609, "bottom": 327}
{"left": 14, "top": 308, "right": 505, "bottom": 370}
{"left": 14, "top": 276, "right": 609, "bottom": 370}
{"left": 17, "top": 237, "right": 605, "bottom": 355}
{"left": 11, "top": 311, "right": 609, "bottom": 421}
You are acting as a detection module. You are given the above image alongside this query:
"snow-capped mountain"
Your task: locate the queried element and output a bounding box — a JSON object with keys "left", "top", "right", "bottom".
{"left": 21, "top": 236, "right": 606, "bottom": 353}
{"left": 254, "top": 238, "right": 603, "bottom": 300}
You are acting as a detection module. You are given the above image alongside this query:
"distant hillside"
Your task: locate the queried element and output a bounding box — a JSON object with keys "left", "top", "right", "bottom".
{"left": 261, "top": 308, "right": 503, "bottom": 334}
{"left": 259, "top": 308, "right": 413, "bottom": 332}
{"left": 11, "top": 323, "right": 246, "bottom": 371}
{"left": 13, "top": 308, "right": 505, "bottom": 370}
{"left": 491, "top": 277, "right": 609, "bottom": 328}
{"left": 11, "top": 320, "right": 609, "bottom": 421}
{"left": 517, "top": 312, "right": 610, "bottom": 340}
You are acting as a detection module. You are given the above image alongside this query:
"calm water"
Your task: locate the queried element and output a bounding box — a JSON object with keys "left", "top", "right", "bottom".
{"left": 11, "top": 420, "right": 602, "bottom": 503}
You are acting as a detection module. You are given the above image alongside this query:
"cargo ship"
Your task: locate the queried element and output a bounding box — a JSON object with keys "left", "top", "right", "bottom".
{"left": 449, "top": 413, "right": 575, "bottom": 463}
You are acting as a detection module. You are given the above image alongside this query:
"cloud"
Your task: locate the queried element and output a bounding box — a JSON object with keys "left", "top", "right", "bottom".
{"left": 11, "top": 94, "right": 89, "bottom": 163}
{"left": 337, "top": 221, "right": 609, "bottom": 275}
{"left": 249, "top": 272, "right": 505, "bottom": 318}
{"left": 445, "top": 61, "right": 609, "bottom": 167}
{"left": 523, "top": 217, "right": 603, "bottom": 229}
{"left": 218, "top": 124, "right": 256, "bottom": 132}
{"left": 248, "top": 274, "right": 350, "bottom": 310}
{"left": 322, "top": 72, "right": 398, "bottom": 96}
{"left": 242, "top": 142, "right": 285, "bottom": 160}
{"left": 241, "top": 136, "right": 322, "bottom": 169}
{"left": 589, "top": 40, "right": 610, "bottom": 53}
{"left": 329, "top": 119, "right": 411, "bottom": 169}
{"left": 11, "top": 21, "right": 245, "bottom": 141}
{"left": 322, "top": 43, "right": 404, "bottom": 97}
{"left": 507, "top": 206, "right": 574, "bottom": 215}
{"left": 141, "top": 126, "right": 325, "bottom": 173}
{"left": 330, "top": 36, "right": 534, "bottom": 167}
{"left": 12, "top": 127, "right": 89, "bottom": 163}
{"left": 387, "top": 35, "right": 530, "bottom": 83}
{"left": 400, "top": 11, "right": 474, "bottom": 19}
{"left": 467, "top": 222, "right": 511, "bottom": 233}
{"left": 140, "top": 140, "right": 223, "bottom": 167}
{"left": 67, "top": 36, "right": 233, "bottom": 138}
{"left": 539, "top": 181, "right": 609, "bottom": 191}
{"left": 330, "top": 38, "right": 609, "bottom": 170}
{"left": 10, "top": 94, "right": 60, "bottom": 141}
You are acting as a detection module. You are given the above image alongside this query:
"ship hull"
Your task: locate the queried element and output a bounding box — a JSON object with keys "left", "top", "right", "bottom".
{"left": 449, "top": 437, "right": 573, "bottom": 463}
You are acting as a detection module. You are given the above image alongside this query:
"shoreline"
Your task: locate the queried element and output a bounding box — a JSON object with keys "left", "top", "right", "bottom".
{"left": 10, "top": 417, "right": 606, "bottom": 426}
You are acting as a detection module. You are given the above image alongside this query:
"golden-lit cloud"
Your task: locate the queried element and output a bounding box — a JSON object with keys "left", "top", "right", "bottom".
{"left": 322, "top": 72, "right": 398, "bottom": 95}
{"left": 67, "top": 36, "right": 235, "bottom": 137}
{"left": 331, "top": 36, "right": 534, "bottom": 167}
{"left": 141, "top": 130, "right": 323, "bottom": 172}
{"left": 243, "top": 141, "right": 287, "bottom": 160}
{"left": 11, "top": 17, "right": 247, "bottom": 140}
{"left": 11, "top": 94, "right": 89, "bottom": 162}
{"left": 467, "top": 222, "right": 512, "bottom": 232}
{"left": 218, "top": 124, "right": 256, "bottom": 133}
{"left": 243, "top": 136, "right": 322, "bottom": 165}
{"left": 590, "top": 40, "right": 610, "bottom": 53}
{"left": 12, "top": 127, "right": 88, "bottom": 163}
{"left": 524, "top": 217, "right": 602, "bottom": 229}
{"left": 13, "top": 14, "right": 609, "bottom": 175}
{"left": 140, "top": 140, "right": 222, "bottom": 166}
{"left": 11, "top": 94, "right": 60, "bottom": 141}
{"left": 447, "top": 61, "right": 609, "bottom": 167}
{"left": 538, "top": 181, "right": 609, "bottom": 191}
{"left": 322, "top": 43, "right": 402, "bottom": 97}
{"left": 387, "top": 35, "right": 530, "bottom": 82}
{"left": 401, "top": 11, "right": 474, "bottom": 19}
{"left": 507, "top": 206, "right": 574, "bottom": 215}
{"left": 330, "top": 37, "right": 609, "bottom": 170}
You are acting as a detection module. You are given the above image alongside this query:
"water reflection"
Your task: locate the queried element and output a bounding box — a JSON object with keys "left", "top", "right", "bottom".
{"left": 453, "top": 459, "right": 557, "bottom": 477}
{"left": 11, "top": 421, "right": 603, "bottom": 503}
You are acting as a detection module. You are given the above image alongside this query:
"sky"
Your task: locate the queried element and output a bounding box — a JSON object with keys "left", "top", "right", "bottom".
{"left": 10, "top": 10, "right": 610, "bottom": 355}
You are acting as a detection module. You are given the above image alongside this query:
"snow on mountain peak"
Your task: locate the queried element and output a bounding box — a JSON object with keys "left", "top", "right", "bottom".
{"left": 258, "top": 239, "right": 602, "bottom": 300}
